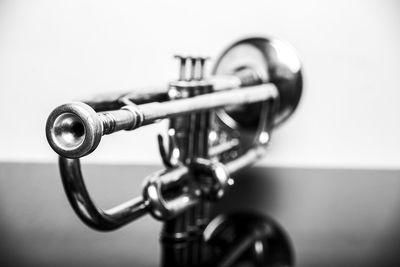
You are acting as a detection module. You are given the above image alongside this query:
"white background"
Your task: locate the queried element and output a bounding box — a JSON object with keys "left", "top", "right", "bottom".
{"left": 1, "top": 0, "right": 399, "bottom": 168}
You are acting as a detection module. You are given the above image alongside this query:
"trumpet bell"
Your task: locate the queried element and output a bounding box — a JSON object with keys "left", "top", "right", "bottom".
{"left": 213, "top": 37, "right": 303, "bottom": 131}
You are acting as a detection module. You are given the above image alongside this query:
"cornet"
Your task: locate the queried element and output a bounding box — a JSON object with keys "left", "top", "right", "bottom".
{"left": 46, "top": 36, "right": 302, "bottom": 267}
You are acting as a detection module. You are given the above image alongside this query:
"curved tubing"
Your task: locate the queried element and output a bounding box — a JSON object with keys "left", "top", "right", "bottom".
{"left": 59, "top": 157, "right": 149, "bottom": 231}
{"left": 58, "top": 97, "right": 278, "bottom": 231}
{"left": 58, "top": 148, "right": 265, "bottom": 231}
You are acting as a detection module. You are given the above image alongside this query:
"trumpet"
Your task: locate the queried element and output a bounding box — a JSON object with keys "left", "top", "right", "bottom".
{"left": 46, "top": 37, "right": 302, "bottom": 267}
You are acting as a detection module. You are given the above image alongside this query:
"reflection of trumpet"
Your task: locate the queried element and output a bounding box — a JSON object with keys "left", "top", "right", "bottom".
{"left": 45, "top": 37, "right": 302, "bottom": 266}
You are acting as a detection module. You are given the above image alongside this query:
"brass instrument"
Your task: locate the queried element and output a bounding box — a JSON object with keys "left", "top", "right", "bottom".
{"left": 45, "top": 37, "right": 302, "bottom": 267}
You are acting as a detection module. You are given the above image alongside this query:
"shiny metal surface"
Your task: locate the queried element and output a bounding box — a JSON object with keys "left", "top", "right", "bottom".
{"left": 46, "top": 103, "right": 102, "bottom": 159}
{"left": 59, "top": 143, "right": 273, "bottom": 228}
{"left": 2, "top": 163, "right": 400, "bottom": 267}
{"left": 214, "top": 37, "right": 303, "bottom": 129}
{"left": 204, "top": 212, "right": 294, "bottom": 267}
{"left": 45, "top": 36, "right": 303, "bottom": 266}
{"left": 47, "top": 84, "right": 278, "bottom": 158}
{"left": 59, "top": 157, "right": 148, "bottom": 231}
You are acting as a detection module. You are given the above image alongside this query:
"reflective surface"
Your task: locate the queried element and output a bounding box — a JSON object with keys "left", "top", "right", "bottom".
{"left": 213, "top": 37, "right": 303, "bottom": 128}
{"left": 46, "top": 102, "right": 103, "bottom": 158}
{"left": 45, "top": 36, "right": 303, "bottom": 266}
{"left": 59, "top": 157, "right": 148, "bottom": 231}
{"left": 2, "top": 163, "right": 399, "bottom": 267}
{"left": 204, "top": 212, "right": 294, "bottom": 267}
{"left": 52, "top": 113, "right": 85, "bottom": 150}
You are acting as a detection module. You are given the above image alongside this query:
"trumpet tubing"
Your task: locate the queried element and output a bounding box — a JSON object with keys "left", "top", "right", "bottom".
{"left": 45, "top": 36, "right": 303, "bottom": 266}
{"left": 46, "top": 84, "right": 278, "bottom": 158}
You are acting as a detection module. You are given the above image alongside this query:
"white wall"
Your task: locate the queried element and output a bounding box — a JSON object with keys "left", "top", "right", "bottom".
{"left": 0, "top": 0, "right": 399, "bottom": 168}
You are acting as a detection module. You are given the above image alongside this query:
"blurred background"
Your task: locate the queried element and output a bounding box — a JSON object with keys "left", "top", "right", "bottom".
{"left": 0, "top": 0, "right": 399, "bottom": 266}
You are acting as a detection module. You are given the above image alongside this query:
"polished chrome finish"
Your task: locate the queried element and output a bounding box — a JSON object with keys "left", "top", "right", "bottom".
{"left": 60, "top": 155, "right": 243, "bottom": 225}
{"left": 142, "top": 166, "right": 196, "bottom": 220}
{"left": 139, "top": 83, "right": 277, "bottom": 122}
{"left": 214, "top": 36, "right": 303, "bottom": 129}
{"left": 59, "top": 157, "right": 148, "bottom": 231}
{"left": 46, "top": 36, "right": 302, "bottom": 266}
{"left": 191, "top": 158, "right": 230, "bottom": 200}
{"left": 46, "top": 102, "right": 143, "bottom": 158}
{"left": 204, "top": 212, "right": 294, "bottom": 266}
{"left": 46, "top": 84, "right": 278, "bottom": 158}
{"left": 46, "top": 103, "right": 102, "bottom": 159}
{"left": 157, "top": 129, "right": 180, "bottom": 167}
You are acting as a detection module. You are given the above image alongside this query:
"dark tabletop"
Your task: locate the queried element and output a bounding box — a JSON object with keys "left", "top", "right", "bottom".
{"left": 0, "top": 162, "right": 399, "bottom": 267}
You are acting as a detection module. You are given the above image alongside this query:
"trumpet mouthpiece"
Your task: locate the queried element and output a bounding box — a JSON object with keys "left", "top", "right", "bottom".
{"left": 45, "top": 102, "right": 103, "bottom": 158}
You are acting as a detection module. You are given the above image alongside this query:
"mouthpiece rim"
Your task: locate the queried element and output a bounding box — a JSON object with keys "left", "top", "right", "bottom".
{"left": 46, "top": 102, "right": 103, "bottom": 158}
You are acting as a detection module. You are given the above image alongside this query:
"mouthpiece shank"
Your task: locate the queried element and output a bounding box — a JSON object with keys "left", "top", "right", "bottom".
{"left": 46, "top": 102, "right": 144, "bottom": 158}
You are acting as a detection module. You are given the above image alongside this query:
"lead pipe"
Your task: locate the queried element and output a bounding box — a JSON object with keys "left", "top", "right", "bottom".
{"left": 46, "top": 84, "right": 278, "bottom": 158}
